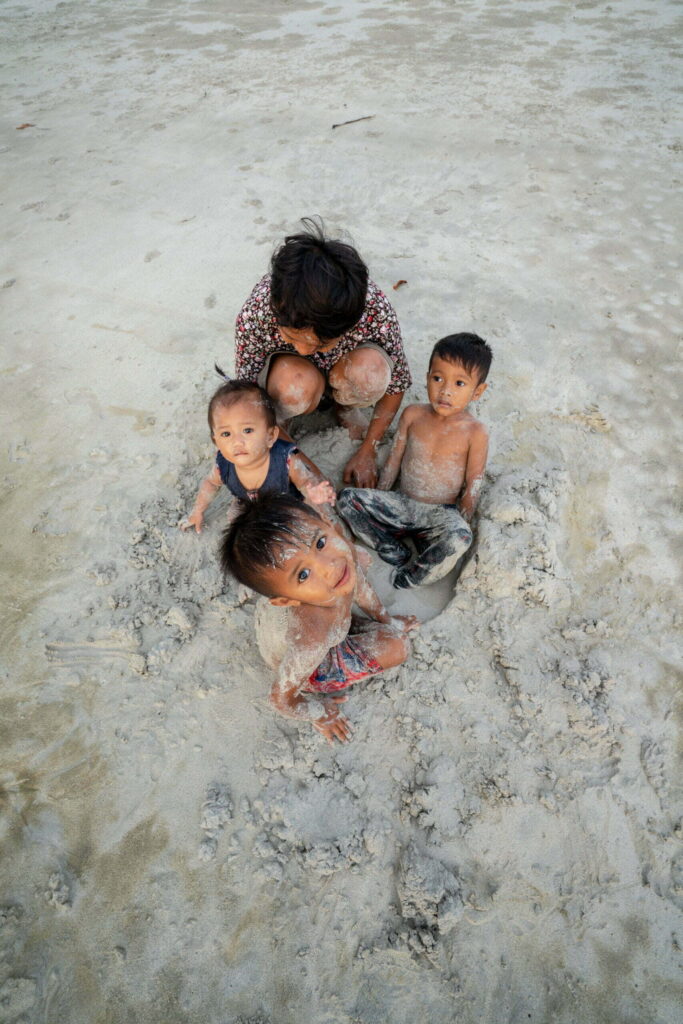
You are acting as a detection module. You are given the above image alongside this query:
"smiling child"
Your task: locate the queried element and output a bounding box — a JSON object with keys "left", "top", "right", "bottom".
{"left": 221, "top": 494, "right": 417, "bottom": 744}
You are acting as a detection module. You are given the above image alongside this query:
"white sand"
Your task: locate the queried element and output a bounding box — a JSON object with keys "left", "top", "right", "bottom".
{"left": 1, "top": 1, "right": 682, "bottom": 1021}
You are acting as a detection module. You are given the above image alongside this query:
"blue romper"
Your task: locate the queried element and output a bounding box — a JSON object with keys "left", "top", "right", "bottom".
{"left": 216, "top": 438, "right": 303, "bottom": 501}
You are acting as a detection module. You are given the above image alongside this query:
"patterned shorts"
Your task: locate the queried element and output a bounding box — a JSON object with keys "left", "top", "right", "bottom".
{"left": 304, "top": 635, "right": 383, "bottom": 694}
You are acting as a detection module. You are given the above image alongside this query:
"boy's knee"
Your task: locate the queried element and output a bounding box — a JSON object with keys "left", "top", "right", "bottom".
{"left": 380, "top": 630, "right": 411, "bottom": 669}
{"left": 338, "top": 487, "right": 352, "bottom": 507}
{"left": 457, "top": 524, "right": 473, "bottom": 550}
{"left": 338, "top": 487, "right": 371, "bottom": 522}
{"left": 393, "top": 633, "right": 411, "bottom": 667}
{"left": 337, "top": 487, "right": 358, "bottom": 515}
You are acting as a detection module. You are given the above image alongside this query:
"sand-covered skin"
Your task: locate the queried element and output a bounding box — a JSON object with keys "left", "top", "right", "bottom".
{"left": 1, "top": 1, "right": 682, "bottom": 1021}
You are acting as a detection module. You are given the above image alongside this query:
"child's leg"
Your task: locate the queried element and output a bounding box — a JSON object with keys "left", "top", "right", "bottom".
{"left": 393, "top": 505, "right": 473, "bottom": 589}
{"left": 337, "top": 488, "right": 413, "bottom": 566}
{"left": 303, "top": 621, "right": 409, "bottom": 695}
{"left": 349, "top": 618, "right": 411, "bottom": 672}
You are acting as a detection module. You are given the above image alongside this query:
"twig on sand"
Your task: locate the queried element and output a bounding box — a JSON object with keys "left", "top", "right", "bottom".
{"left": 331, "top": 115, "right": 375, "bottom": 130}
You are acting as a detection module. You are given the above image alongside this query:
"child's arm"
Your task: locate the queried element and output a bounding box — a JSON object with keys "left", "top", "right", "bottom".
{"left": 377, "top": 408, "right": 412, "bottom": 490}
{"left": 180, "top": 464, "right": 222, "bottom": 533}
{"left": 353, "top": 554, "right": 419, "bottom": 633}
{"left": 270, "top": 678, "right": 352, "bottom": 744}
{"left": 459, "top": 424, "right": 489, "bottom": 522}
{"left": 287, "top": 449, "right": 336, "bottom": 507}
{"left": 354, "top": 561, "right": 392, "bottom": 623}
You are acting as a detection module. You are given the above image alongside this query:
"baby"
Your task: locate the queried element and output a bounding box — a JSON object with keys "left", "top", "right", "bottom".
{"left": 221, "top": 494, "right": 417, "bottom": 743}
{"left": 338, "top": 332, "right": 492, "bottom": 588}
{"left": 181, "top": 370, "right": 335, "bottom": 533}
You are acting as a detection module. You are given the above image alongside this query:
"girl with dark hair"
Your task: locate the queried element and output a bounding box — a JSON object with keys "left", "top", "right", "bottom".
{"left": 180, "top": 368, "right": 335, "bottom": 533}
{"left": 233, "top": 218, "right": 412, "bottom": 488}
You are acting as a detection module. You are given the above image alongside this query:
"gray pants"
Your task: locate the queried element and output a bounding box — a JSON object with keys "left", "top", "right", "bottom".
{"left": 338, "top": 488, "right": 473, "bottom": 589}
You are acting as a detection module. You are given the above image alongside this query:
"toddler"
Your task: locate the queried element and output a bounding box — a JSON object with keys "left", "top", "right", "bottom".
{"left": 338, "top": 333, "right": 492, "bottom": 588}
{"left": 181, "top": 371, "right": 334, "bottom": 533}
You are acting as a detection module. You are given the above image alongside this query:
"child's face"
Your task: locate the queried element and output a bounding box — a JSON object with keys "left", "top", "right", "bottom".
{"left": 427, "top": 356, "right": 487, "bottom": 417}
{"left": 278, "top": 326, "right": 339, "bottom": 355}
{"left": 263, "top": 518, "right": 357, "bottom": 608}
{"left": 212, "top": 398, "right": 278, "bottom": 467}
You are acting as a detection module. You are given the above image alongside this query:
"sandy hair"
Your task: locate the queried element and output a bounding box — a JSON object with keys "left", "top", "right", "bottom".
{"left": 208, "top": 367, "right": 277, "bottom": 434}
{"left": 220, "top": 494, "right": 321, "bottom": 596}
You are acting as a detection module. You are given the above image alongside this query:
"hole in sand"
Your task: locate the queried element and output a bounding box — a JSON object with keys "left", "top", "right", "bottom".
{"left": 361, "top": 548, "right": 462, "bottom": 623}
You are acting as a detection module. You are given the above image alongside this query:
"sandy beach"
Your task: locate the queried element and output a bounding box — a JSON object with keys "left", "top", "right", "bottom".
{"left": 1, "top": 1, "right": 682, "bottom": 1021}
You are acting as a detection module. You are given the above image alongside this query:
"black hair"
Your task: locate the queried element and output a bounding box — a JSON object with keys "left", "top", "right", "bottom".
{"left": 429, "top": 333, "right": 493, "bottom": 384}
{"left": 269, "top": 216, "right": 369, "bottom": 342}
{"left": 208, "top": 365, "right": 277, "bottom": 433}
{"left": 220, "top": 494, "right": 322, "bottom": 596}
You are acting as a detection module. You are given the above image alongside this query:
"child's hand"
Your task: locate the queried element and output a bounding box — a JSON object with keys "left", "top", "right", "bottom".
{"left": 179, "top": 510, "right": 204, "bottom": 534}
{"left": 391, "top": 614, "right": 420, "bottom": 634}
{"left": 306, "top": 480, "right": 337, "bottom": 506}
{"left": 313, "top": 696, "right": 352, "bottom": 744}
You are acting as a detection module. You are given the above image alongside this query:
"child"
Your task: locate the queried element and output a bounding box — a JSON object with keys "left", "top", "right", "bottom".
{"left": 233, "top": 217, "right": 412, "bottom": 488}
{"left": 221, "top": 494, "right": 418, "bottom": 744}
{"left": 337, "top": 333, "right": 492, "bottom": 589}
{"left": 181, "top": 372, "right": 335, "bottom": 533}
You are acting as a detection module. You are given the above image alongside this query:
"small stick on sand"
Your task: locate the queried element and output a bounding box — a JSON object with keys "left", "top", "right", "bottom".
{"left": 331, "top": 115, "right": 375, "bottom": 129}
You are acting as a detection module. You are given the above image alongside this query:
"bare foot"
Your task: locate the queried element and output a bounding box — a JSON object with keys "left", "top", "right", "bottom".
{"left": 334, "top": 402, "right": 369, "bottom": 440}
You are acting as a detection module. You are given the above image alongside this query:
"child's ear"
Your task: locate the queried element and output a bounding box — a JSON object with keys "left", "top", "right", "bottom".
{"left": 267, "top": 425, "right": 279, "bottom": 447}
{"left": 269, "top": 595, "right": 300, "bottom": 607}
{"left": 473, "top": 381, "right": 488, "bottom": 401}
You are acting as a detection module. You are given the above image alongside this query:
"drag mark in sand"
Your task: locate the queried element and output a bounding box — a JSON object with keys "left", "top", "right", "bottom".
{"left": 45, "top": 639, "right": 146, "bottom": 675}
{"left": 91, "top": 322, "right": 136, "bottom": 334}
{"left": 107, "top": 406, "right": 156, "bottom": 433}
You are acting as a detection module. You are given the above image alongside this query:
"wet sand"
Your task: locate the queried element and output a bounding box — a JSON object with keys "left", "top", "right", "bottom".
{"left": 1, "top": 1, "right": 681, "bottom": 1021}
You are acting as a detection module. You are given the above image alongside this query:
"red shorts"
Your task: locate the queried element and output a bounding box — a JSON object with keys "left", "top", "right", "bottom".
{"left": 304, "top": 635, "right": 382, "bottom": 694}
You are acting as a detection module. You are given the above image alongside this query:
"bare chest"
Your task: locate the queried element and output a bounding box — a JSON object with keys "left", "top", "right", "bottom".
{"left": 400, "top": 422, "right": 471, "bottom": 503}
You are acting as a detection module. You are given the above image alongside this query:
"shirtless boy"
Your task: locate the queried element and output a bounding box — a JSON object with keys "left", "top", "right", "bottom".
{"left": 338, "top": 333, "right": 492, "bottom": 589}
{"left": 220, "top": 494, "right": 417, "bottom": 743}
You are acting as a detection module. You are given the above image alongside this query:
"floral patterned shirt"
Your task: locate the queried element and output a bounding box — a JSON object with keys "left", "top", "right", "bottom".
{"left": 234, "top": 275, "right": 411, "bottom": 395}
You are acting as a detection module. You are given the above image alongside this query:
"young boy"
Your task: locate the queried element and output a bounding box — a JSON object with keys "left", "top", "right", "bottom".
{"left": 221, "top": 494, "right": 417, "bottom": 744}
{"left": 337, "top": 333, "right": 492, "bottom": 589}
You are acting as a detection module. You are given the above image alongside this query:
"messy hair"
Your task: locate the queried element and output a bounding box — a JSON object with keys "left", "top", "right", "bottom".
{"left": 208, "top": 365, "right": 277, "bottom": 433}
{"left": 429, "top": 333, "right": 493, "bottom": 384}
{"left": 220, "top": 494, "right": 322, "bottom": 596}
{"left": 270, "top": 216, "right": 368, "bottom": 342}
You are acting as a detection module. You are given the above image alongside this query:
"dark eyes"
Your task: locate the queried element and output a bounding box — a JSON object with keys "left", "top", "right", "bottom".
{"left": 220, "top": 430, "right": 230, "bottom": 437}
{"left": 244, "top": 427, "right": 253, "bottom": 434}
{"left": 297, "top": 536, "right": 326, "bottom": 583}
{"left": 456, "top": 381, "right": 466, "bottom": 387}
